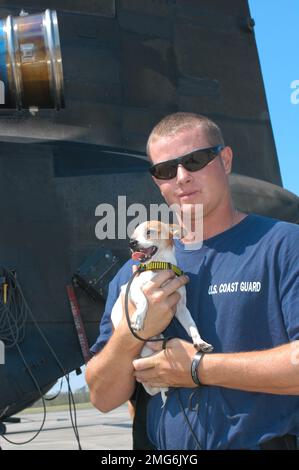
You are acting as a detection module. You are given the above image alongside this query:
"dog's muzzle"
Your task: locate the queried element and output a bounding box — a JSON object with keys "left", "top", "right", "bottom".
{"left": 129, "top": 239, "right": 138, "bottom": 250}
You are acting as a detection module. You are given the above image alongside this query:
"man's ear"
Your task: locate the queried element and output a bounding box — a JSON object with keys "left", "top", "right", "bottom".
{"left": 219, "top": 146, "right": 233, "bottom": 175}
{"left": 151, "top": 175, "right": 166, "bottom": 198}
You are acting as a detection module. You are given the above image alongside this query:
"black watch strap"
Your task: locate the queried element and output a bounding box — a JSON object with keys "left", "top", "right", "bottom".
{"left": 191, "top": 351, "right": 205, "bottom": 386}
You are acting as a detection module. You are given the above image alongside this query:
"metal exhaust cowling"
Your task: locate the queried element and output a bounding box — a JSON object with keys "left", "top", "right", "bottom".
{"left": 0, "top": 9, "right": 64, "bottom": 110}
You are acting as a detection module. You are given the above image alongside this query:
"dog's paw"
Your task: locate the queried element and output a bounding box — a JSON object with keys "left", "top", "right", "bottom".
{"left": 131, "top": 315, "right": 145, "bottom": 331}
{"left": 190, "top": 329, "right": 214, "bottom": 352}
{"left": 195, "top": 340, "right": 214, "bottom": 353}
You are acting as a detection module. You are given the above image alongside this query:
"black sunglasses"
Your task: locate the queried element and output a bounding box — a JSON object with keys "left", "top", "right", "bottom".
{"left": 149, "top": 145, "right": 224, "bottom": 180}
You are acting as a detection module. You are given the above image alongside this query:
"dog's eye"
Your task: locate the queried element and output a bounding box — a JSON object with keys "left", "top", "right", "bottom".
{"left": 146, "top": 229, "right": 156, "bottom": 238}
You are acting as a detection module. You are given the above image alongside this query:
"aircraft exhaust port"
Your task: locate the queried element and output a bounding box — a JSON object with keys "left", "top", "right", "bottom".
{"left": 0, "top": 9, "right": 64, "bottom": 110}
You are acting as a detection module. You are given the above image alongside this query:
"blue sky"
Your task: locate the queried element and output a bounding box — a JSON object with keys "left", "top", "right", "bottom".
{"left": 249, "top": 0, "right": 299, "bottom": 196}
{"left": 50, "top": 1, "right": 299, "bottom": 395}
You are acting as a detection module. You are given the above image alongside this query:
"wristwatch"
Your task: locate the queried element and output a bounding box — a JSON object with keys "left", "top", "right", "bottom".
{"left": 191, "top": 351, "right": 205, "bottom": 386}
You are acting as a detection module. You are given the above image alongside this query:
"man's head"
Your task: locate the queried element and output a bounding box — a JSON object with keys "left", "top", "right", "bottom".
{"left": 147, "top": 112, "right": 225, "bottom": 157}
{"left": 147, "top": 112, "right": 233, "bottom": 220}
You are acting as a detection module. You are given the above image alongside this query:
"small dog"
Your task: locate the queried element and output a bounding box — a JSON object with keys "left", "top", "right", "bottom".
{"left": 111, "top": 221, "right": 213, "bottom": 401}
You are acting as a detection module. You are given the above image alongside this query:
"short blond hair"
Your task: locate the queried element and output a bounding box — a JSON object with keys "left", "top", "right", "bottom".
{"left": 147, "top": 112, "right": 225, "bottom": 159}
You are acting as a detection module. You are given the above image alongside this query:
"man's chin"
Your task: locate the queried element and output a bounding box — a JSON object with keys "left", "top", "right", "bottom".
{"left": 179, "top": 202, "right": 204, "bottom": 218}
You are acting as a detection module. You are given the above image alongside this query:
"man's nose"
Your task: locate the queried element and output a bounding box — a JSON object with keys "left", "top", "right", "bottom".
{"left": 129, "top": 239, "right": 138, "bottom": 249}
{"left": 176, "top": 164, "right": 192, "bottom": 183}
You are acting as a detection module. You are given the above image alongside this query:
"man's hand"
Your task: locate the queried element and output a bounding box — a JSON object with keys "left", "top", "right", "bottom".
{"left": 119, "top": 269, "right": 190, "bottom": 340}
{"left": 132, "top": 338, "right": 198, "bottom": 389}
{"left": 132, "top": 340, "right": 299, "bottom": 396}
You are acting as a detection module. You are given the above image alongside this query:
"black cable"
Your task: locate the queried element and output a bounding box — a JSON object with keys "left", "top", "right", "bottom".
{"left": 1, "top": 343, "right": 47, "bottom": 445}
{"left": 45, "top": 378, "right": 64, "bottom": 401}
{"left": 0, "top": 269, "right": 48, "bottom": 446}
{"left": 0, "top": 304, "right": 47, "bottom": 446}
{"left": 175, "top": 389, "right": 202, "bottom": 450}
{"left": 0, "top": 269, "right": 27, "bottom": 348}
{"left": 14, "top": 276, "right": 82, "bottom": 450}
{"left": 0, "top": 267, "right": 82, "bottom": 450}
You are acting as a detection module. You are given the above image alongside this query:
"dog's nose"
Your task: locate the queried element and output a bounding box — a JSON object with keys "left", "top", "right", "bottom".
{"left": 129, "top": 239, "right": 138, "bottom": 249}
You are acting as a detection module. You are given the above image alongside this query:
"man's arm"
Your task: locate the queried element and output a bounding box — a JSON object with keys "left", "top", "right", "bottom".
{"left": 86, "top": 325, "right": 143, "bottom": 413}
{"left": 200, "top": 341, "right": 299, "bottom": 394}
{"left": 133, "top": 339, "right": 299, "bottom": 395}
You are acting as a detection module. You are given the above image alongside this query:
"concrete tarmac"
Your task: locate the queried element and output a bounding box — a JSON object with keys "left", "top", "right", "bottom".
{"left": 1, "top": 405, "right": 132, "bottom": 450}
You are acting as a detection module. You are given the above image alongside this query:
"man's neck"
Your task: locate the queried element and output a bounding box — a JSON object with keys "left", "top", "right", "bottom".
{"left": 202, "top": 208, "right": 246, "bottom": 240}
{"left": 181, "top": 205, "right": 246, "bottom": 244}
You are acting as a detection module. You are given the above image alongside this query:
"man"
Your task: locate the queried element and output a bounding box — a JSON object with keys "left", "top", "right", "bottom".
{"left": 86, "top": 112, "right": 299, "bottom": 450}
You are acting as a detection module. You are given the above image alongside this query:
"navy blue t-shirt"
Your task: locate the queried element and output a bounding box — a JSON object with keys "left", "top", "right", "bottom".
{"left": 91, "top": 214, "right": 299, "bottom": 449}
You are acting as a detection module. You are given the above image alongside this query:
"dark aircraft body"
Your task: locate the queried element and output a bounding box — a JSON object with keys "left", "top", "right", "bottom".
{"left": 0, "top": 0, "right": 298, "bottom": 430}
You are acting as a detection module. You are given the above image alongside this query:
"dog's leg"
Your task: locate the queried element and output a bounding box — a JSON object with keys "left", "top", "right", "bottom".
{"left": 140, "top": 341, "right": 169, "bottom": 404}
{"left": 176, "top": 288, "right": 213, "bottom": 352}
{"left": 111, "top": 284, "right": 148, "bottom": 332}
{"left": 177, "top": 308, "right": 213, "bottom": 352}
{"left": 110, "top": 293, "right": 124, "bottom": 328}
{"left": 130, "top": 289, "right": 149, "bottom": 332}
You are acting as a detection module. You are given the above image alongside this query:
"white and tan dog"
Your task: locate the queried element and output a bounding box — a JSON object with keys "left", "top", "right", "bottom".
{"left": 111, "top": 221, "right": 213, "bottom": 400}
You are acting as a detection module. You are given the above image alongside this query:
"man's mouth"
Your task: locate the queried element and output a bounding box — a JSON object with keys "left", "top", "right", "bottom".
{"left": 131, "top": 245, "right": 158, "bottom": 262}
{"left": 177, "top": 190, "right": 199, "bottom": 200}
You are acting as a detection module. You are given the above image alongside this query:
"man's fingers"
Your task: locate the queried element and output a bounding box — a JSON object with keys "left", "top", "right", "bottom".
{"left": 142, "top": 271, "right": 189, "bottom": 297}
{"left": 162, "top": 275, "right": 189, "bottom": 296}
{"left": 133, "top": 356, "right": 156, "bottom": 371}
{"left": 142, "top": 270, "right": 176, "bottom": 292}
{"left": 120, "top": 291, "right": 135, "bottom": 313}
{"left": 167, "top": 291, "right": 181, "bottom": 310}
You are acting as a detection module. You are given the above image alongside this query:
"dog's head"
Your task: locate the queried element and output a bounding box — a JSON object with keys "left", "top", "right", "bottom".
{"left": 129, "top": 221, "right": 179, "bottom": 262}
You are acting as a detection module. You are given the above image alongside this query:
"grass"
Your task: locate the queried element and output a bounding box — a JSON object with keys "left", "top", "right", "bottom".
{"left": 18, "top": 401, "right": 94, "bottom": 415}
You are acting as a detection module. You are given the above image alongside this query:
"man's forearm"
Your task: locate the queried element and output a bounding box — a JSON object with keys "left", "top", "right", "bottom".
{"left": 86, "top": 327, "right": 143, "bottom": 412}
{"left": 199, "top": 341, "right": 299, "bottom": 394}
